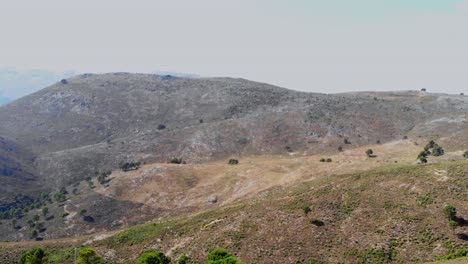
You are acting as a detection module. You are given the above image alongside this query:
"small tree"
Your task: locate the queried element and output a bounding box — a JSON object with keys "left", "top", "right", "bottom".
{"left": 76, "top": 247, "right": 104, "bottom": 264}
{"left": 18, "top": 248, "right": 46, "bottom": 264}
{"left": 137, "top": 251, "right": 171, "bottom": 264}
{"left": 443, "top": 205, "right": 457, "bottom": 221}
{"left": 366, "top": 149, "right": 374, "bottom": 157}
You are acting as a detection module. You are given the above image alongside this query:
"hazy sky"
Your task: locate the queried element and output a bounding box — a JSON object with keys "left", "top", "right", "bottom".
{"left": 1, "top": 0, "right": 467, "bottom": 96}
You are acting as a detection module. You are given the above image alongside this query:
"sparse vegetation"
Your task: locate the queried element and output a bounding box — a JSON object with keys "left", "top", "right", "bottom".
{"left": 97, "top": 170, "right": 112, "bottom": 185}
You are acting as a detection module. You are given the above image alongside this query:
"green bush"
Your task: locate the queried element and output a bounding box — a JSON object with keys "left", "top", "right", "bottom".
{"left": 18, "top": 248, "right": 46, "bottom": 264}
{"left": 326, "top": 158, "right": 332, "bottom": 162}
{"left": 432, "top": 144, "right": 444, "bottom": 156}
{"left": 75, "top": 247, "right": 104, "bottom": 264}
{"left": 119, "top": 161, "right": 141, "bottom": 171}
{"left": 366, "top": 149, "right": 374, "bottom": 157}
{"left": 443, "top": 205, "right": 457, "bottom": 220}
{"left": 463, "top": 151, "right": 468, "bottom": 158}
{"left": 228, "top": 159, "right": 239, "bottom": 165}
{"left": 319, "top": 158, "right": 326, "bottom": 162}
{"left": 178, "top": 255, "right": 191, "bottom": 264}
{"left": 169, "top": 158, "right": 185, "bottom": 164}
{"left": 206, "top": 249, "right": 242, "bottom": 264}
{"left": 137, "top": 251, "right": 171, "bottom": 264}
{"left": 303, "top": 206, "right": 311, "bottom": 215}
{"left": 449, "top": 220, "right": 459, "bottom": 230}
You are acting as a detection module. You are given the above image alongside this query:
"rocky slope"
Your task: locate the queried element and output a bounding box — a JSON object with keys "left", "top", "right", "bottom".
{"left": 0, "top": 73, "right": 466, "bottom": 206}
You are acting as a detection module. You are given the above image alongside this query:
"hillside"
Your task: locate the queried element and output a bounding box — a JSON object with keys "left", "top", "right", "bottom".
{"left": 0, "top": 160, "right": 467, "bottom": 263}
{"left": 0, "top": 73, "right": 467, "bottom": 205}
{"left": 0, "top": 73, "right": 467, "bottom": 263}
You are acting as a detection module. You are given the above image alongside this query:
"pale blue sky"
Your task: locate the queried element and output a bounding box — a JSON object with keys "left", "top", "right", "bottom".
{"left": 0, "top": 0, "right": 467, "bottom": 100}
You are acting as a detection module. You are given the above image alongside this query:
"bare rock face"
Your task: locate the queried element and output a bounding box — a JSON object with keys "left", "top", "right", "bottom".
{"left": 0, "top": 73, "right": 467, "bottom": 202}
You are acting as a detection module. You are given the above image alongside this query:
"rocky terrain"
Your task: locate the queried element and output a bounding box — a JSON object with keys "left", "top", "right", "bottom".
{"left": 0, "top": 73, "right": 466, "bottom": 203}
{"left": 0, "top": 73, "right": 467, "bottom": 263}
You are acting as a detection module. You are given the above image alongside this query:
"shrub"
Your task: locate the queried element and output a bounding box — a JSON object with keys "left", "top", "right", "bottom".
{"left": 443, "top": 205, "right": 457, "bottom": 220}
{"left": 432, "top": 144, "right": 444, "bottom": 156}
{"left": 79, "top": 208, "right": 87, "bottom": 215}
{"left": 54, "top": 192, "right": 66, "bottom": 203}
{"left": 228, "top": 159, "right": 239, "bottom": 165}
{"left": 319, "top": 158, "right": 326, "bottom": 162}
{"left": 366, "top": 149, "right": 373, "bottom": 157}
{"left": 18, "top": 248, "right": 46, "bottom": 264}
{"left": 42, "top": 207, "right": 48, "bottom": 216}
{"left": 60, "top": 79, "right": 68, "bottom": 84}
{"left": 157, "top": 124, "right": 166, "bottom": 130}
{"left": 426, "top": 140, "right": 436, "bottom": 149}
{"left": 303, "top": 206, "right": 311, "bottom": 215}
{"left": 326, "top": 158, "right": 332, "bottom": 162}
{"left": 169, "top": 158, "right": 185, "bottom": 164}
{"left": 178, "top": 255, "right": 191, "bottom": 264}
{"left": 463, "top": 151, "right": 468, "bottom": 158}
{"left": 30, "top": 230, "right": 38, "bottom": 240}
{"left": 449, "top": 220, "right": 459, "bottom": 230}
{"left": 119, "top": 161, "right": 141, "bottom": 171}
{"left": 338, "top": 146, "right": 343, "bottom": 152}
{"left": 419, "top": 157, "right": 427, "bottom": 164}
{"left": 76, "top": 247, "right": 104, "bottom": 264}
{"left": 437, "top": 249, "right": 468, "bottom": 261}
{"left": 206, "top": 249, "right": 242, "bottom": 264}
{"left": 137, "top": 251, "right": 171, "bottom": 264}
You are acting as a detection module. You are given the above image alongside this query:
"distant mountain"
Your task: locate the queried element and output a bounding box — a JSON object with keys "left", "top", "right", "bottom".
{"left": 0, "top": 68, "right": 75, "bottom": 105}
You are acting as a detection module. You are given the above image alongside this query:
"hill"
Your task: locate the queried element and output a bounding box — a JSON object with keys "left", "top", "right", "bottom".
{"left": 0, "top": 73, "right": 466, "bottom": 205}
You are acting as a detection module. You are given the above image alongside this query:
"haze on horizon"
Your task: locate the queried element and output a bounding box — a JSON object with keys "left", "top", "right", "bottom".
{"left": 1, "top": 0, "right": 467, "bottom": 102}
